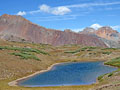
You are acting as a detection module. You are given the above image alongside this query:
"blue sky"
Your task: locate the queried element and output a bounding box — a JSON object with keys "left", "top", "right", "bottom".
{"left": 0, "top": 0, "right": 120, "bottom": 32}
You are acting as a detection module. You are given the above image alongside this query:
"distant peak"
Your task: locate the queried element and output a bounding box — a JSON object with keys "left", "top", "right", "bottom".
{"left": 1, "top": 14, "right": 17, "bottom": 17}
{"left": 96, "top": 26, "right": 118, "bottom": 34}
{"left": 0, "top": 14, "right": 33, "bottom": 24}
{"left": 1, "top": 14, "right": 24, "bottom": 19}
{"left": 1, "top": 14, "right": 9, "bottom": 17}
{"left": 64, "top": 29, "right": 73, "bottom": 32}
{"left": 83, "top": 27, "right": 96, "bottom": 32}
{"left": 99, "top": 26, "right": 113, "bottom": 29}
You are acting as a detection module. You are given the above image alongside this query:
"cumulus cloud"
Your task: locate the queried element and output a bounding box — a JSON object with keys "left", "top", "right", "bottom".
{"left": 71, "top": 24, "right": 102, "bottom": 32}
{"left": 17, "top": 11, "right": 26, "bottom": 16}
{"left": 68, "top": 24, "right": 120, "bottom": 32}
{"left": 111, "top": 25, "right": 120, "bottom": 30}
{"left": 39, "top": 4, "right": 50, "bottom": 13}
{"left": 90, "top": 23, "right": 102, "bottom": 29}
{"left": 52, "top": 6, "right": 71, "bottom": 15}
{"left": 38, "top": 4, "right": 71, "bottom": 15}
{"left": 90, "top": 24, "right": 120, "bottom": 30}
{"left": 27, "top": 1, "right": 120, "bottom": 16}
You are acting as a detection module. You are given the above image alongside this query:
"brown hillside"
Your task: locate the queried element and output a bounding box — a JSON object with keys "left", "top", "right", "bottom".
{"left": 0, "top": 14, "right": 107, "bottom": 47}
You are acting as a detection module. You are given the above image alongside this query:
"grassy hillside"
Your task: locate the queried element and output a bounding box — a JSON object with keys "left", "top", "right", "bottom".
{"left": 0, "top": 39, "right": 120, "bottom": 90}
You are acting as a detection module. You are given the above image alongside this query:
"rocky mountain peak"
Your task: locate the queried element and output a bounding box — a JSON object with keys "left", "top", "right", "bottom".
{"left": 96, "top": 26, "right": 119, "bottom": 40}
{"left": 83, "top": 27, "right": 96, "bottom": 32}
{"left": 0, "top": 14, "right": 32, "bottom": 24}
{"left": 97, "top": 26, "right": 118, "bottom": 33}
{"left": 0, "top": 14, "right": 107, "bottom": 47}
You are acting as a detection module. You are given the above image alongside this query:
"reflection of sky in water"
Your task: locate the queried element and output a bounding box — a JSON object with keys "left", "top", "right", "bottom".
{"left": 19, "top": 61, "right": 117, "bottom": 87}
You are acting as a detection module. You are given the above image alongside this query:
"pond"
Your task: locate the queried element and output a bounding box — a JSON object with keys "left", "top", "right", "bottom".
{"left": 18, "top": 61, "right": 117, "bottom": 87}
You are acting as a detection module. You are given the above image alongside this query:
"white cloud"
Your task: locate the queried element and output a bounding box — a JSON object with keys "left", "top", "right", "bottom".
{"left": 39, "top": 4, "right": 50, "bottom": 13}
{"left": 31, "top": 15, "right": 77, "bottom": 21}
{"left": 90, "top": 24, "right": 120, "bottom": 30}
{"left": 72, "top": 28, "right": 84, "bottom": 32}
{"left": 38, "top": 4, "right": 71, "bottom": 15}
{"left": 66, "top": 2, "right": 120, "bottom": 8}
{"left": 111, "top": 25, "right": 120, "bottom": 30}
{"left": 22, "top": 1, "right": 120, "bottom": 16}
{"left": 28, "top": 1, "right": 120, "bottom": 16}
{"left": 90, "top": 23, "right": 102, "bottom": 29}
{"left": 105, "top": 7, "right": 120, "bottom": 11}
{"left": 52, "top": 6, "right": 71, "bottom": 15}
{"left": 61, "top": 24, "right": 120, "bottom": 33}
{"left": 29, "top": 10, "right": 41, "bottom": 14}
{"left": 17, "top": 11, "right": 26, "bottom": 16}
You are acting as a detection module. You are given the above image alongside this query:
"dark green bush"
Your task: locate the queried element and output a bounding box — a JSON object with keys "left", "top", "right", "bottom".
{"left": 102, "top": 52, "right": 112, "bottom": 55}
{"left": 102, "top": 48, "right": 117, "bottom": 50}
{"left": 105, "top": 57, "right": 120, "bottom": 67}
{"left": 0, "top": 46, "right": 49, "bottom": 55}
{"left": 11, "top": 52, "right": 40, "bottom": 61}
{"left": 108, "top": 73, "right": 113, "bottom": 77}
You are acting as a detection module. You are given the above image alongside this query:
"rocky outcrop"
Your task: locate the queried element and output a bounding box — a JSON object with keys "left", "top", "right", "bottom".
{"left": 96, "top": 26, "right": 120, "bottom": 41}
{"left": 80, "top": 27, "right": 96, "bottom": 34}
{"left": 80, "top": 26, "right": 120, "bottom": 48}
{"left": 0, "top": 14, "right": 107, "bottom": 47}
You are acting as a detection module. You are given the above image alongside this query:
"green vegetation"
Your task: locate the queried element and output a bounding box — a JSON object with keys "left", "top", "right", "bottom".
{"left": 0, "top": 46, "right": 49, "bottom": 55}
{"left": 98, "top": 74, "right": 104, "bottom": 81}
{"left": 102, "top": 51, "right": 112, "bottom": 55}
{"left": 102, "top": 48, "right": 117, "bottom": 50}
{"left": 0, "top": 40, "right": 120, "bottom": 90}
{"left": 0, "top": 46, "right": 49, "bottom": 61}
{"left": 64, "top": 46, "right": 97, "bottom": 54}
{"left": 108, "top": 72, "right": 113, "bottom": 77}
{"left": 98, "top": 69, "right": 120, "bottom": 82}
{"left": 98, "top": 73, "right": 107, "bottom": 81}
{"left": 98, "top": 57, "right": 120, "bottom": 82}
{"left": 98, "top": 72, "right": 114, "bottom": 81}
{"left": 82, "top": 46, "right": 97, "bottom": 49}
{"left": 105, "top": 57, "right": 120, "bottom": 67}
{"left": 64, "top": 49, "right": 80, "bottom": 54}
{"left": 11, "top": 52, "right": 40, "bottom": 61}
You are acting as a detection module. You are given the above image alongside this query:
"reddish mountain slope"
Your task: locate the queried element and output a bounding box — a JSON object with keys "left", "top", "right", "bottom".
{"left": 96, "top": 26, "right": 120, "bottom": 41}
{"left": 81, "top": 26, "right": 120, "bottom": 41}
{"left": 80, "top": 26, "right": 120, "bottom": 48}
{"left": 0, "top": 14, "right": 107, "bottom": 47}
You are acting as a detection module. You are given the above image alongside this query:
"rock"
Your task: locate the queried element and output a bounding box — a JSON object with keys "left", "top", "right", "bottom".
{"left": 0, "top": 14, "right": 107, "bottom": 47}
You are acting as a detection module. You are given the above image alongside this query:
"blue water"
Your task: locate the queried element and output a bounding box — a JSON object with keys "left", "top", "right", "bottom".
{"left": 18, "top": 61, "right": 117, "bottom": 87}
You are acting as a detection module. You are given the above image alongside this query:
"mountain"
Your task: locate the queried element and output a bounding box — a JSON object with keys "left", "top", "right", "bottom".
{"left": 80, "top": 26, "right": 120, "bottom": 48}
{"left": 80, "top": 27, "right": 96, "bottom": 34}
{"left": 96, "top": 26, "right": 120, "bottom": 41}
{"left": 0, "top": 14, "right": 107, "bottom": 47}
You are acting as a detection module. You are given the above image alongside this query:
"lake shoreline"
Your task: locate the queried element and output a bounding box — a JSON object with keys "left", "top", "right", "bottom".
{"left": 8, "top": 63, "right": 61, "bottom": 87}
{"left": 8, "top": 60, "right": 115, "bottom": 87}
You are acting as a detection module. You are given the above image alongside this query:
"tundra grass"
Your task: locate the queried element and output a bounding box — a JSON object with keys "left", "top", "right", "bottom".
{"left": 1, "top": 40, "right": 120, "bottom": 90}
{"left": 105, "top": 57, "right": 120, "bottom": 67}
{"left": 0, "top": 46, "right": 49, "bottom": 55}
{"left": 64, "top": 46, "right": 97, "bottom": 54}
{"left": 11, "top": 52, "right": 40, "bottom": 61}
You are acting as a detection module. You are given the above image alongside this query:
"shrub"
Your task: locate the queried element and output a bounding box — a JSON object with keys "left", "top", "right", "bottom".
{"left": 64, "top": 49, "right": 80, "bottom": 54}
{"left": 102, "top": 52, "right": 112, "bottom": 55}
{"left": 0, "top": 46, "right": 49, "bottom": 55}
{"left": 102, "top": 48, "right": 117, "bottom": 50}
{"left": 108, "top": 73, "right": 113, "bottom": 77}
{"left": 11, "top": 52, "right": 40, "bottom": 61}
{"left": 105, "top": 57, "right": 120, "bottom": 67}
